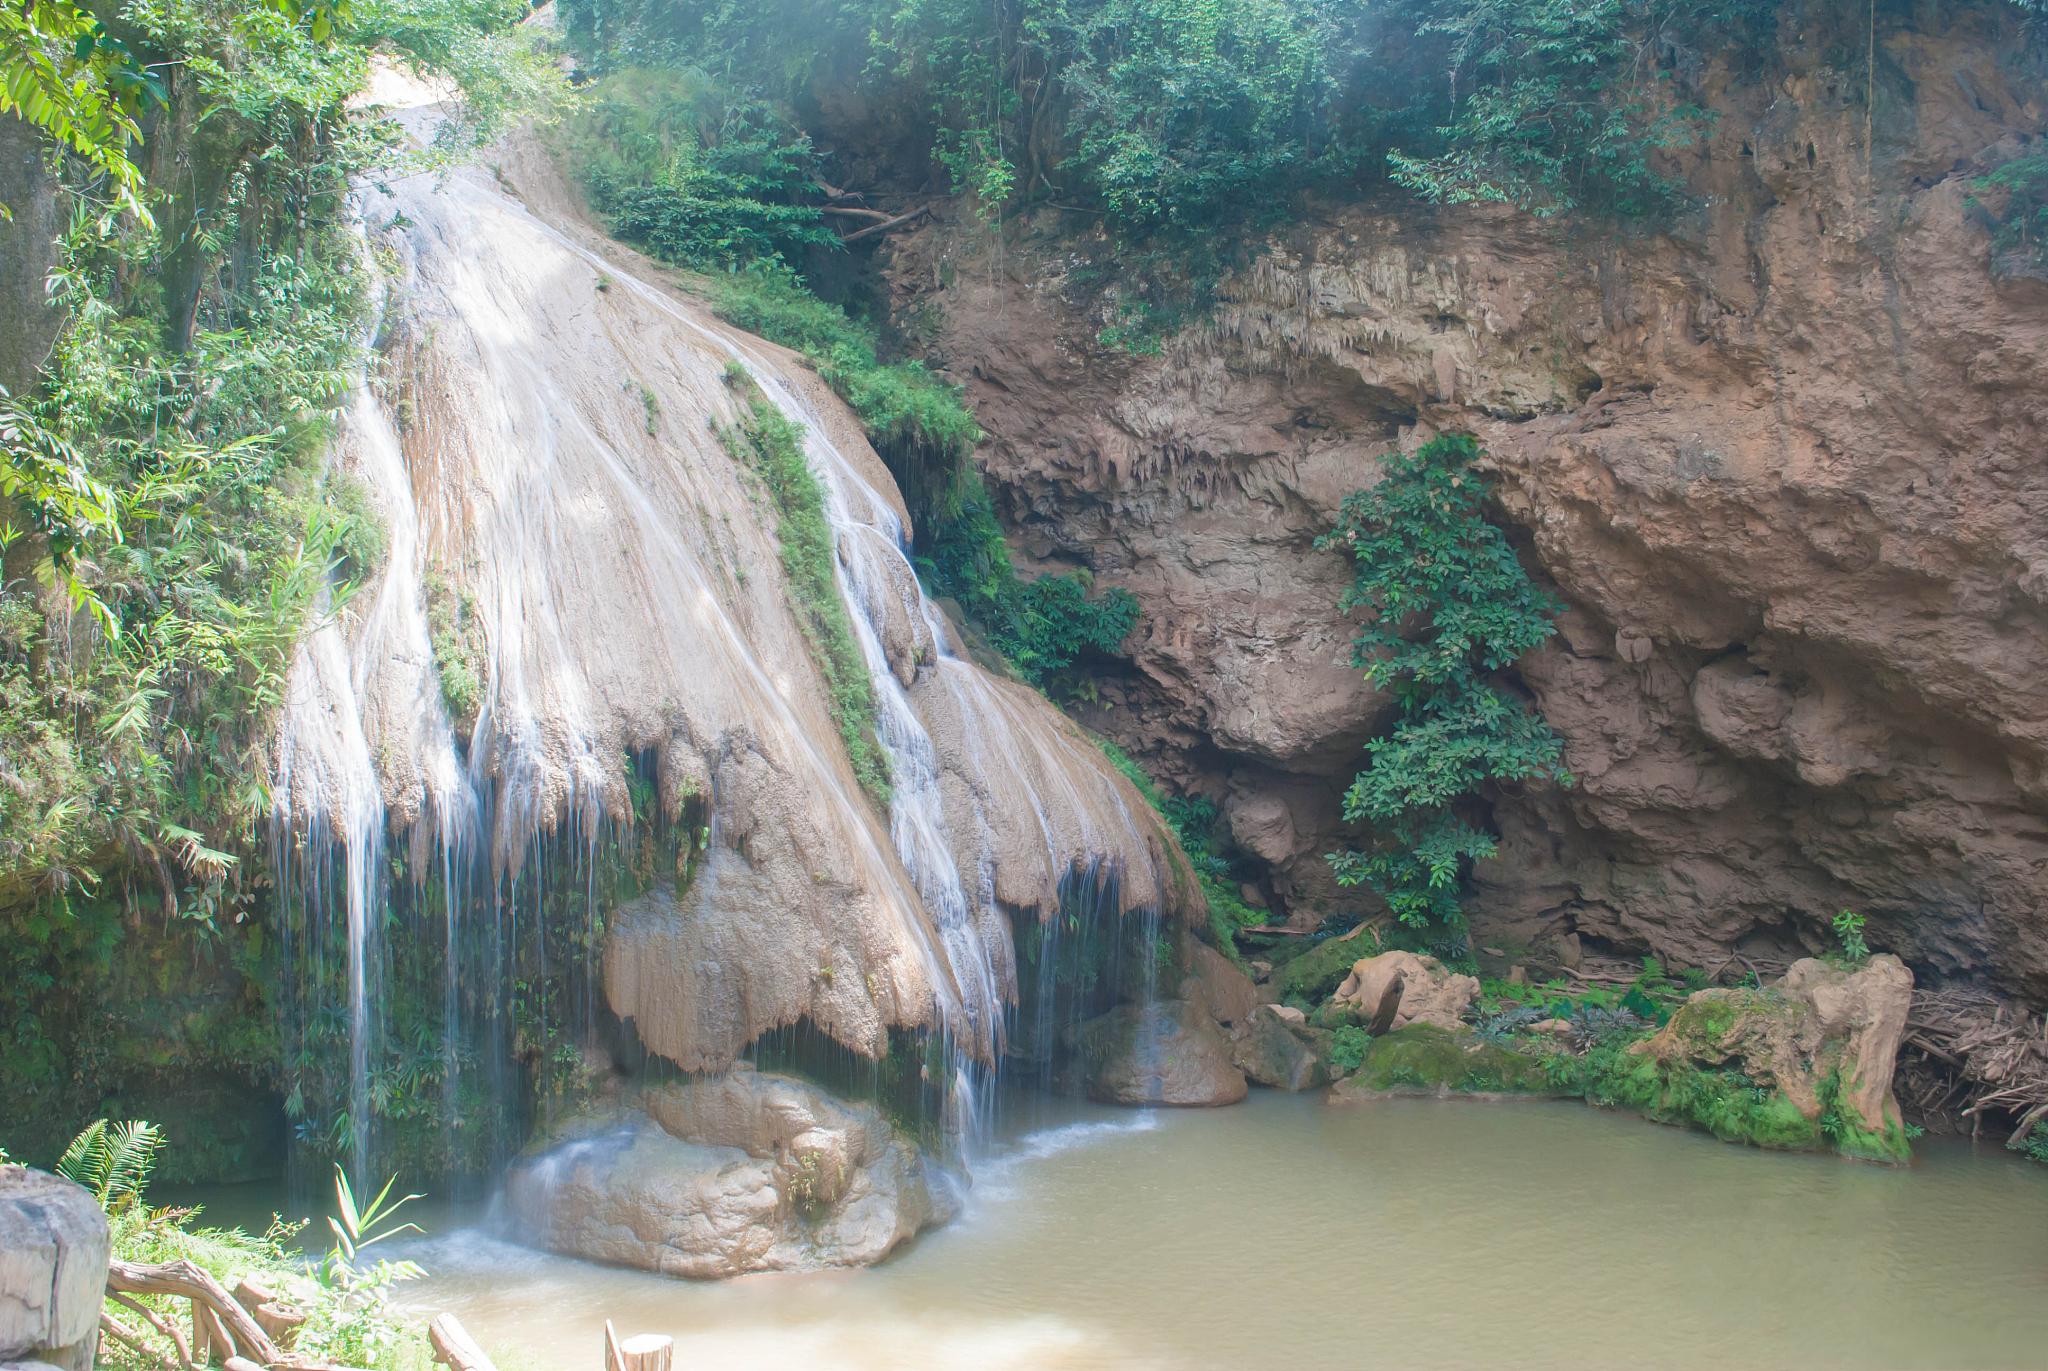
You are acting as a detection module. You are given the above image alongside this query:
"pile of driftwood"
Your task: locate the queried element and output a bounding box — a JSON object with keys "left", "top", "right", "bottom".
{"left": 96, "top": 1262, "right": 673, "bottom": 1371}
{"left": 100, "top": 1260, "right": 330, "bottom": 1371}
{"left": 1898, "top": 985, "right": 2048, "bottom": 1140}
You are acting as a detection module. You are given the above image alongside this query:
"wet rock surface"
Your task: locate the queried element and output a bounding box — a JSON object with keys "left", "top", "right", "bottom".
{"left": 1070, "top": 999, "right": 1249, "bottom": 1106}
{"left": 504, "top": 1071, "right": 952, "bottom": 1279}
{"left": 1230, "top": 1006, "right": 1331, "bottom": 1092}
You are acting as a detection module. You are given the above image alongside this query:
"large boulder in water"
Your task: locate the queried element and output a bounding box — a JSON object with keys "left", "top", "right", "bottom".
{"left": 503, "top": 1071, "right": 952, "bottom": 1278}
{"left": 1071, "top": 1000, "right": 1248, "bottom": 1106}
{"left": 1331, "top": 950, "right": 1480, "bottom": 1031}
{"left": 1631, "top": 954, "right": 1915, "bottom": 1160}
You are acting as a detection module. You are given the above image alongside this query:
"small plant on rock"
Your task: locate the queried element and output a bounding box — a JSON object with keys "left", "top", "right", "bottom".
{"left": 1832, "top": 908, "right": 1870, "bottom": 964}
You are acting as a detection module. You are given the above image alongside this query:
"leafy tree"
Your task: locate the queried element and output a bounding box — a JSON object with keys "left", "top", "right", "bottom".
{"left": 1383, "top": 0, "right": 1773, "bottom": 217}
{"left": 1317, "top": 434, "right": 1569, "bottom": 948}
{"left": 0, "top": 0, "right": 158, "bottom": 219}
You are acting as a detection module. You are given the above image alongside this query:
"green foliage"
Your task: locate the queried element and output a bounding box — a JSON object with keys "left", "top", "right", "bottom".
{"left": 1328, "top": 1023, "right": 1369, "bottom": 1073}
{"left": 2018, "top": 1120, "right": 2048, "bottom": 1165}
{"left": 1832, "top": 908, "right": 1870, "bottom": 963}
{"left": 55, "top": 1117, "right": 163, "bottom": 1209}
{"left": 1317, "top": 434, "right": 1567, "bottom": 947}
{"left": 567, "top": 67, "right": 835, "bottom": 271}
{"left": 1553, "top": 1035, "right": 1825, "bottom": 1152}
{"left": 82, "top": 1169, "right": 430, "bottom": 1370}
{"left": 2, "top": 204, "right": 368, "bottom": 908}
{"left": 1384, "top": 0, "right": 1771, "bottom": 218}
{"left": 920, "top": 493, "right": 1139, "bottom": 689}
{"left": 717, "top": 367, "right": 892, "bottom": 803}
{"left": 1972, "top": 152, "right": 2048, "bottom": 268}
{"left": 1, "top": 0, "right": 163, "bottom": 221}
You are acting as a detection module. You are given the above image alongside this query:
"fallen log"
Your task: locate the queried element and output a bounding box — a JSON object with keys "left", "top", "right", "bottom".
{"left": 105, "top": 1289, "right": 197, "bottom": 1371}
{"left": 232, "top": 1276, "right": 306, "bottom": 1350}
{"left": 818, "top": 205, "right": 896, "bottom": 223}
{"left": 839, "top": 207, "right": 930, "bottom": 244}
{"left": 428, "top": 1312, "right": 499, "bottom": 1371}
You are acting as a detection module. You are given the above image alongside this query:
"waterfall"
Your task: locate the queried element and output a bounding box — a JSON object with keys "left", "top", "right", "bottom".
{"left": 267, "top": 77, "right": 1186, "bottom": 1188}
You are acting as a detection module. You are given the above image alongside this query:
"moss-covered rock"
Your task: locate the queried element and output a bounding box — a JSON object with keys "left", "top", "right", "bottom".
{"left": 1271, "top": 932, "right": 1376, "bottom": 1007}
{"left": 1328, "top": 1025, "right": 1560, "bottom": 1101}
{"left": 1571, "top": 956, "right": 1917, "bottom": 1163}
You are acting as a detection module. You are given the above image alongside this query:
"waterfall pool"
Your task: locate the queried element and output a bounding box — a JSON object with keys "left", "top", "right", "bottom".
{"left": 280, "top": 1089, "right": 2048, "bottom": 1370}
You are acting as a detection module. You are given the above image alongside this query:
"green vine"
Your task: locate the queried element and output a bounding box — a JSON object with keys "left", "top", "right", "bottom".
{"left": 1317, "top": 433, "right": 1569, "bottom": 953}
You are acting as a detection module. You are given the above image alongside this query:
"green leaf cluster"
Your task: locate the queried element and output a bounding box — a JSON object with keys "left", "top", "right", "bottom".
{"left": 1317, "top": 433, "right": 1568, "bottom": 947}
{"left": 1972, "top": 152, "right": 2048, "bottom": 269}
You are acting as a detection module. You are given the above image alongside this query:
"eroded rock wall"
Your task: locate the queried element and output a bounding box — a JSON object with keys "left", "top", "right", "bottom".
{"left": 882, "top": 5, "right": 2048, "bottom": 1000}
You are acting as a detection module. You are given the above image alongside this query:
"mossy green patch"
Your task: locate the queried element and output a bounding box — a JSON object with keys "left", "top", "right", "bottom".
{"left": 717, "top": 367, "right": 891, "bottom": 805}
{"left": 1272, "top": 932, "right": 1377, "bottom": 1008}
{"left": 1347, "top": 1024, "right": 1557, "bottom": 1096}
{"left": 1554, "top": 1037, "right": 1824, "bottom": 1153}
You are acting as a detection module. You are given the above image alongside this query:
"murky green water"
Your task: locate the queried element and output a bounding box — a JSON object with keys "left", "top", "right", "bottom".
{"left": 348, "top": 1091, "right": 2048, "bottom": 1370}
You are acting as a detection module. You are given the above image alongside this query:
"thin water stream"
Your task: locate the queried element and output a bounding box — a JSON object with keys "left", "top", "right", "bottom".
{"left": 186, "top": 1093, "right": 2048, "bottom": 1371}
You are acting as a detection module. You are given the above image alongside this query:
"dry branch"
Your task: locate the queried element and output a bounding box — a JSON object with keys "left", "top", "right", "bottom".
{"left": 839, "top": 207, "right": 930, "bottom": 243}
{"left": 107, "top": 1258, "right": 282, "bottom": 1366}
{"left": 107, "top": 1288, "right": 198, "bottom": 1371}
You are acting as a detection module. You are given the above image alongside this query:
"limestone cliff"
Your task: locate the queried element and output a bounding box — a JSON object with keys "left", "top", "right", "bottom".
{"left": 879, "top": 5, "right": 2048, "bottom": 1003}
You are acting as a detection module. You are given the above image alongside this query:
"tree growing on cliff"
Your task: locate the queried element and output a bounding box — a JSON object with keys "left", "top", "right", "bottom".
{"left": 1318, "top": 433, "right": 1569, "bottom": 952}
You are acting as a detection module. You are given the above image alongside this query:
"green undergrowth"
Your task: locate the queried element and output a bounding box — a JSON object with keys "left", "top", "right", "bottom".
{"left": 716, "top": 365, "right": 891, "bottom": 805}
{"left": 1548, "top": 1035, "right": 1824, "bottom": 1152}
{"left": 98, "top": 1206, "right": 433, "bottom": 1371}
{"left": 1971, "top": 152, "right": 2048, "bottom": 270}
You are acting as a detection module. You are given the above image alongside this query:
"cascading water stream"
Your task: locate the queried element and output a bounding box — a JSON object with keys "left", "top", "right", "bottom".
{"left": 268, "top": 76, "right": 1184, "bottom": 1194}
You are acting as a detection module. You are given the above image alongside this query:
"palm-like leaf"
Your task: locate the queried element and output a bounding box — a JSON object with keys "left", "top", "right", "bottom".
{"left": 55, "top": 1118, "right": 161, "bottom": 1209}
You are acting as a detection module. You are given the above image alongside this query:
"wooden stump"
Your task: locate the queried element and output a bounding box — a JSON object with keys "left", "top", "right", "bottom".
{"left": 232, "top": 1275, "right": 306, "bottom": 1350}
{"left": 0, "top": 1167, "right": 110, "bottom": 1371}
{"left": 603, "top": 1320, "right": 670, "bottom": 1371}
{"left": 618, "top": 1333, "right": 673, "bottom": 1371}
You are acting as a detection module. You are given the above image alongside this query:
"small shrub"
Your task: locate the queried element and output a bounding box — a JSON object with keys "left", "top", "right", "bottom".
{"left": 1832, "top": 908, "right": 1870, "bottom": 963}
{"left": 1329, "top": 1024, "right": 1371, "bottom": 1073}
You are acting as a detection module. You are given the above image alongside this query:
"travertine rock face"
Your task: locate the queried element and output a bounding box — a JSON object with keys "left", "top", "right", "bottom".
{"left": 1332, "top": 951, "right": 1480, "bottom": 1032}
{"left": 1070, "top": 1000, "right": 1249, "bottom": 1106}
{"left": 503, "top": 1071, "right": 952, "bottom": 1278}
{"left": 884, "top": 4, "right": 2048, "bottom": 1002}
